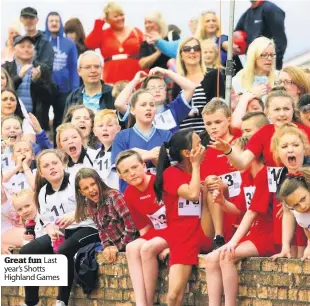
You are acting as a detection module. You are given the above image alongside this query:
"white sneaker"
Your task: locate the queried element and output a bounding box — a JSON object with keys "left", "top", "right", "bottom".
{"left": 55, "top": 300, "right": 66, "bottom": 306}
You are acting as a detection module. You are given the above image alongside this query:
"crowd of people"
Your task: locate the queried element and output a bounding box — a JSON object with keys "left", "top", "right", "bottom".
{"left": 1, "top": 1, "right": 310, "bottom": 306}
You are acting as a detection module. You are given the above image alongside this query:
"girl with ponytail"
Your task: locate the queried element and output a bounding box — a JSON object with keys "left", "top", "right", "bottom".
{"left": 154, "top": 129, "right": 213, "bottom": 306}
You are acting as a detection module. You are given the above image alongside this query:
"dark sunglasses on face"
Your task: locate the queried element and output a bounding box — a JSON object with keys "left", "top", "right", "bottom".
{"left": 299, "top": 104, "right": 310, "bottom": 114}
{"left": 182, "top": 45, "right": 201, "bottom": 53}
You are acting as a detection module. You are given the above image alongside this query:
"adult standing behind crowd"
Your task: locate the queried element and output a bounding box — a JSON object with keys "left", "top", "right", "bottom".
{"left": 19, "top": 7, "right": 54, "bottom": 72}
{"left": 64, "top": 51, "right": 114, "bottom": 114}
{"left": 1, "top": 21, "right": 21, "bottom": 64}
{"left": 2, "top": 35, "right": 56, "bottom": 131}
{"left": 85, "top": 2, "right": 144, "bottom": 84}
{"left": 232, "top": 37, "right": 277, "bottom": 100}
{"left": 139, "top": 11, "right": 180, "bottom": 70}
{"left": 45, "top": 12, "right": 79, "bottom": 133}
{"left": 64, "top": 18, "right": 88, "bottom": 56}
{"left": 235, "top": 0, "right": 287, "bottom": 70}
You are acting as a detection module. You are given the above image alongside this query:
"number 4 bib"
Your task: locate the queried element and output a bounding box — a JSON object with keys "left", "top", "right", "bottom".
{"left": 147, "top": 206, "right": 167, "bottom": 230}
{"left": 178, "top": 195, "right": 201, "bottom": 217}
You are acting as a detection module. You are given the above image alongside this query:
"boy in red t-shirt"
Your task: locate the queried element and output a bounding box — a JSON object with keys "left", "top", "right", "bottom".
{"left": 116, "top": 150, "right": 169, "bottom": 306}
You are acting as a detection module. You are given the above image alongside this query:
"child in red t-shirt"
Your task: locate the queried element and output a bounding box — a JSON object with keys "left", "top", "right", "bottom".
{"left": 270, "top": 124, "right": 309, "bottom": 259}
{"left": 154, "top": 129, "right": 212, "bottom": 306}
{"left": 115, "top": 150, "right": 169, "bottom": 306}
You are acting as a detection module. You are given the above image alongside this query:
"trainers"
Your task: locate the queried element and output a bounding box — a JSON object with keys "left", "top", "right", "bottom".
{"left": 55, "top": 301, "right": 67, "bottom": 306}
{"left": 213, "top": 235, "right": 225, "bottom": 249}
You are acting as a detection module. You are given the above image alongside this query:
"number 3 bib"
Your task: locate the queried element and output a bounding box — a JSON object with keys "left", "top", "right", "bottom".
{"left": 147, "top": 206, "right": 167, "bottom": 230}
{"left": 219, "top": 171, "right": 242, "bottom": 198}
{"left": 178, "top": 195, "right": 201, "bottom": 217}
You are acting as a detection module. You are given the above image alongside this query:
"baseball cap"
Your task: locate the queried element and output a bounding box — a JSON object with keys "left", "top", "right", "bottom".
{"left": 14, "top": 35, "right": 35, "bottom": 47}
{"left": 20, "top": 7, "right": 38, "bottom": 18}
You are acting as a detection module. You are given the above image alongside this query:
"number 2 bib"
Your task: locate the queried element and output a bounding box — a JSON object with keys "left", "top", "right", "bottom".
{"left": 267, "top": 167, "right": 282, "bottom": 193}
{"left": 153, "top": 110, "right": 177, "bottom": 130}
{"left": 219, "top": 171, "right": 242, "bottom": 198}
{"left": 178, "top": 195, "right": 201, "bottom": 217}
{"left": 243, "top": 186, "right": 256, "bottom": 210}
{"left": 147, "top": 205, "right": 167, "bottom": 230}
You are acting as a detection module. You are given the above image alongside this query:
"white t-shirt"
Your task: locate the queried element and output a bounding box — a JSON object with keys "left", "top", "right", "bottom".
{"left": 292, "top": 210, "right": 310, "bottom": 232}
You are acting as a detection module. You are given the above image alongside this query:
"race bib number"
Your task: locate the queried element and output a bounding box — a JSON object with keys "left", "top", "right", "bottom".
{"left": 1, "top": 151, "right": 15, "bottom": 171}
{"left": 147, "top": 167, "right": 157, "bottom": 175}
{"left": 147, "top": 206, "right": 167, "bottom": 230}
{"left": 178, "top": 195, "right": 201, "bottom": 217}
{"left": 94, "top": 153, "right": 112, "bottom": 180}
{"left": 2, "top": 171, "right": 35, "bottom": 195}
{"left": 267, "top": 167, "right": 282, "bottom": 193}
{"left": 153, "top": 110, "right": 177, "bottom": 130}
{"left": 219, "top": 171, "right": 242, "bottom": 198}
{"left": 243, "top": 186, "right": 256, "bottom": 210}
{"left": 41, "top": 196, "right": 75, "bottom": 223}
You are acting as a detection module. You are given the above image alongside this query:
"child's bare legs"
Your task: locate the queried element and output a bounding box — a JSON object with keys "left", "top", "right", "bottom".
{"left": 204, "top": 176, "right": 224, "bottom": 237}
{"left": 204, "top": 250, "right": 223, "bottom": 306}
{"left": 126, "top": 238, "right": 148, "bottom": 306}
{"left": 201, "top": 184, "right": 215, "bottom": 239}
{"left": 297, "top": 246, "right": 306, "bottom": 258}
{"left": 167, "top": 264, "right": 192, "bottom": 306}
{"left": 220, "top": 241, "right": 259, "bottom": 306}
{"left": 140, "top": 237, "right": 168, "bottom": 306}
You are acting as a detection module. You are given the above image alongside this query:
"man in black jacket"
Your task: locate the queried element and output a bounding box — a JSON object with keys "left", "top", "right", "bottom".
{"left": 64, "top": 50, "right": 114, "bottom": 115}
{"left": 2, "top": 35, "right": 57, "bottom": 131}
{"left": 235, "top": 0, "right": 287, "bottom": 70}
{"left": 20, "top": 7, "right": 54, "bottom": 71}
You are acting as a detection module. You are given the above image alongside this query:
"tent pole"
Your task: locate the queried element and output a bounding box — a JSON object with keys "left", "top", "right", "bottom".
{"left": 225, "top": 0, "right": 236, "bottom": 108}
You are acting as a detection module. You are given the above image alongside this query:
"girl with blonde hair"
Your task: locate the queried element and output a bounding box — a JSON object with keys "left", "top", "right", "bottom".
{"left": 232, "top": 37, "right": 277, "bottom": 99}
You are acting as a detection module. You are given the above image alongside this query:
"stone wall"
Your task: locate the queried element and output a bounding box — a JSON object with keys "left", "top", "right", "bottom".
{"left": 2, "top": 253, "right": 310, "bottom": 305}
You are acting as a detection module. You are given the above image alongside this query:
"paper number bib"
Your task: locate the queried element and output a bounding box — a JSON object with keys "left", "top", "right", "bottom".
{"left": 94, "top": 153, "right": 112, "bottom": 180}
{"left": 219, "top": 171, "right": 242, "bottom": 198}
{"left": 243, "top": 186, "right": 256, "bottom": 210}
{"left": 153, "top": 110, "right": 177, "bottom": 130}
{"left": 267, "top": 167, "right": 282, "bottom": 193}
{"left": 147, "top": 205, "right": 167, "bottom": 230}
{"left": 41, "top": 196, "right": 75, "bottom": 223}
{"left": 178, "top": 195, "right": 201, "bottom": 217}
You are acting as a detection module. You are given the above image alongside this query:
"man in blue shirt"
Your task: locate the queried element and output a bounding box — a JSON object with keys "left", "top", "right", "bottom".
{"left": 64, "top": 51, "right": 114, "bottom": 114}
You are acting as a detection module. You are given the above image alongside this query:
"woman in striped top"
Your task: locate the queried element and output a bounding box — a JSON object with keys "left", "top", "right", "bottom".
{"left": 172, "top": 37, "right": 207, "bottom": 133}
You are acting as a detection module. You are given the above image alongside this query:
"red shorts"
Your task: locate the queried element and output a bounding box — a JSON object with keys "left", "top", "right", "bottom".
{"left": 169, "top": 225, "right": 212, "bottom": 266}
{"left": 140, "top": 227, "right": 170, "bottom": 242}
{"left": 240, "top": 226, "right": 280, "bottom": 256}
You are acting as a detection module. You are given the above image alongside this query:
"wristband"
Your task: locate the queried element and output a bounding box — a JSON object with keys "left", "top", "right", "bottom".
{"left": 224, "top": 147, "right": 232, "bottom": 156}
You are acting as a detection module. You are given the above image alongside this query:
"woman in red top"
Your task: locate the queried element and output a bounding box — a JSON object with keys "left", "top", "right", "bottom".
{"left": 154, "top": 129, "right": 213, "bottom": 306}
{"left": 116, "top": 150, "right": 170, "bottom": 306}
{"left": 85, "top": 2, "right": 144, "bottom": 84}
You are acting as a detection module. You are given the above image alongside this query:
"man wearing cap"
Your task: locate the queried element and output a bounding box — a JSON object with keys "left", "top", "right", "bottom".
{"left": 20, "top": 7, "right": 54, "bottom": 71}
{"left": 2, "top": 35, "right": 56, "bottom": 131}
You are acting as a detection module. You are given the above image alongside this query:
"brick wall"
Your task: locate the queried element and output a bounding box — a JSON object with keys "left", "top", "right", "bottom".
{"left": 2, "top": 253, "right": 310, "bottom": 306}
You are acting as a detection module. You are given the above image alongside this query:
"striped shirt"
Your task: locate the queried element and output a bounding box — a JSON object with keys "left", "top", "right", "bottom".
{"left": 180, "top": 85, "right": 207, "bottom": 133}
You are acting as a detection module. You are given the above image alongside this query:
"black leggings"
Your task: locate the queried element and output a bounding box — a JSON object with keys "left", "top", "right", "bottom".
{"left": 20, "top": 227, "right": 100, "bottom": 306}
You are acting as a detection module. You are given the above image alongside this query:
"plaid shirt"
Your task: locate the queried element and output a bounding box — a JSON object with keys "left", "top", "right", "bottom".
{"left": 87, "top": 189, "right": 137, "bottom": 250}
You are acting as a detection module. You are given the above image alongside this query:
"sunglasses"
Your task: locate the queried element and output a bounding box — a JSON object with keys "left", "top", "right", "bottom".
{"left": 299, "top": 104, "right": 310, "bottom": 114}
{"left": 181, "top": 45, "right": 201, "bottom": 53}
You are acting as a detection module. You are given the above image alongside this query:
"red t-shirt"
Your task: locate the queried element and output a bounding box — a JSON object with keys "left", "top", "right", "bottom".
{"left": 163, "top": 166, "right": 201, "bottom": 225}
{"left": 124, "top": 174, "right": 167, "bottom": 231}
{"left": 247, "top": 166, "right": 273, "bottom": 233}
{"left": 201, "top": 135, "right": 242, "bottom": 198}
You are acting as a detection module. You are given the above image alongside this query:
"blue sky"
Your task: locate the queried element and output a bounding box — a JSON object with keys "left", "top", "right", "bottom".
{"left": 2, "top": 0, "right": 310, "bottom": 61}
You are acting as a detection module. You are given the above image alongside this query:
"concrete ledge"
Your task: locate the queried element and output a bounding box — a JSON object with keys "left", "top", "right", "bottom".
{"left": 2, "top": 253, "right": 310, "bottom": 305}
